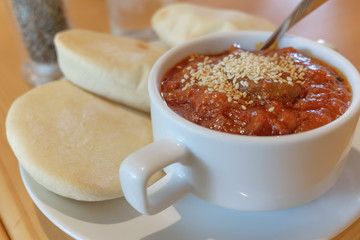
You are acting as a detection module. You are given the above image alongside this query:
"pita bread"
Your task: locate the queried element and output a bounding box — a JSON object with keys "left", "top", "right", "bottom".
{"left": 6, "top": 80, "right": 162, "bottom": 201}
{"left": 151, "top": 3, "right": 276, "bottom": 47}
{"left": 54, "top": 29, "right": 166, "bottom": 113}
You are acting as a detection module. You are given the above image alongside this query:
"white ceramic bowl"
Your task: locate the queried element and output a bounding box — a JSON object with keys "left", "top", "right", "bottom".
{"left": 120, "top": 31, "right": 360, "bottom": 215}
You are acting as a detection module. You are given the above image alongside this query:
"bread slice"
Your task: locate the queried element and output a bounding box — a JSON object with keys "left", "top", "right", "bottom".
{"left": 54, "top": 29, "right": 166, "bottom": 113}
{"left": 6, "top": 80, "right": 162, "bottom": 201}
{"left": 151, "top": 3, "right": 276, "bottom": 47}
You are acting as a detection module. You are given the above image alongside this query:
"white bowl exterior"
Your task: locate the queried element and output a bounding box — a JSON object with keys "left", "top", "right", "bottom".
{"left": 148, "top": 31, "right": 360, "bottom": 211}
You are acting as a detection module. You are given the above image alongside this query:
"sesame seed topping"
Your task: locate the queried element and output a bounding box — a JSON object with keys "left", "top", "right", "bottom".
{"left": 268, "top": 107, "right": 275, "bottom": 112}
{"left": 180, "top": 50, "right": 308, "bottom": 103}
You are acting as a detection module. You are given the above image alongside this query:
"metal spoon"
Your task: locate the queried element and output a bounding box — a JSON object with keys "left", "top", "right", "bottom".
{"left": 260, "top": 0, "right": 328, "bottom": 50}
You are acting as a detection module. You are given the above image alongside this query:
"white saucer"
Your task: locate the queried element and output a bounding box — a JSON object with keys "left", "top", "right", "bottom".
{"left": 20, "top": 143, "right": 360, "bottom": 240}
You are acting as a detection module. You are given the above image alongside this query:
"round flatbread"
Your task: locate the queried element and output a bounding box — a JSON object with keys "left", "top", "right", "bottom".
{"left": 151, "top": 3, "right": 276, "bottom": 47}
{"left": 55, "top": 29, "right": 166, "bottom": 113}
{"left": 6, "top": 80, "right": 161, "bottom": 201}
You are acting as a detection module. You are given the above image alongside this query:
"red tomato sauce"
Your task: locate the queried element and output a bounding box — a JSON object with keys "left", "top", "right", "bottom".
{"left": 160, "top": 46, "right": 352, "bottom": 136}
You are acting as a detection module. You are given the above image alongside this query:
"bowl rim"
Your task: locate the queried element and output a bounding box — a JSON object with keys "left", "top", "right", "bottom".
{"left": 149, "top": 31, "right": 360, "bottom": 143}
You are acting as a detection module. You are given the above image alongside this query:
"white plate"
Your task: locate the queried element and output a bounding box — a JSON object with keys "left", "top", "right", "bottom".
{"left": 20, "top": 122, "right": 360, "bottom": 240}
{"left": 20, "top": 138, "right": 360, "bottom": 240}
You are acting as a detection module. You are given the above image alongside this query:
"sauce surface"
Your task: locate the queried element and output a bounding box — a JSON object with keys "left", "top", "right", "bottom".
{"left": 160, "top": 46, "right": 352, "bottom": 136}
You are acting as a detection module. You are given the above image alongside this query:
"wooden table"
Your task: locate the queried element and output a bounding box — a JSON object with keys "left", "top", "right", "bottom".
{"left": 1, "top": 0, "right": 359, "bottom": 239}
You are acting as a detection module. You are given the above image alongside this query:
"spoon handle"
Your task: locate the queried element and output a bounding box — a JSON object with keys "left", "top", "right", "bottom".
{"left": 260, "top": 0, "right": 328, "bottom": 50}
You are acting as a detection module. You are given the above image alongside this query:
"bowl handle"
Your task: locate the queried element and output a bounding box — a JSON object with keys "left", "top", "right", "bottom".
{"left": 119, "top": 138, "right": 192, "bottom": 215}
